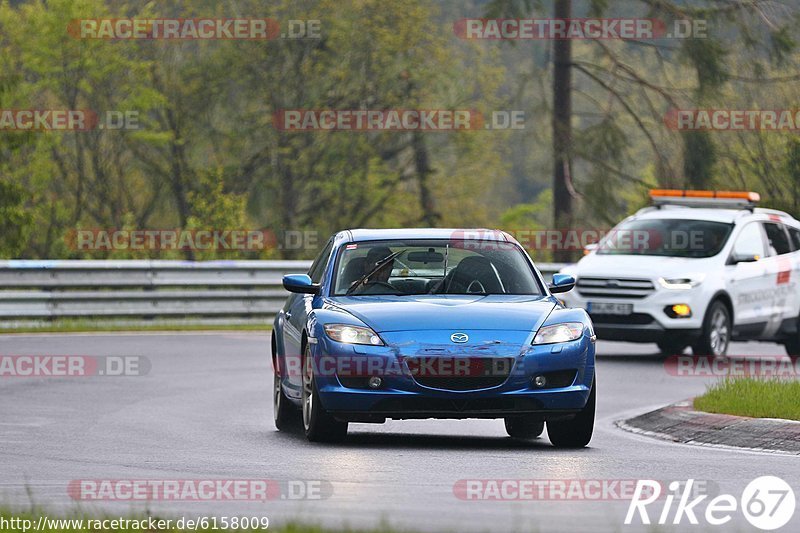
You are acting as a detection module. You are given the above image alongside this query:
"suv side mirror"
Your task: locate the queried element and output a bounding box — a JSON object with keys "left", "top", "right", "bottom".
{"left": 548, "top": 274, "right": 576, "bottom": 294}
{"left": 728, "top": 253, "right": 760, "bottom": 265}
{"left": 283, "top": 274, "right": 321, "bottom": 295}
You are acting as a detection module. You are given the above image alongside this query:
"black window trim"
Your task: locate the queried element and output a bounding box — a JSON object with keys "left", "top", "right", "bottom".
{"left": 761, "top": 221, "right": 794, "bottom": 257}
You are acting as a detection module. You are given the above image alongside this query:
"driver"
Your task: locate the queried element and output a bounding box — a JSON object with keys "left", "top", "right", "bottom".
{"left": 349, "top": 246, "right": 396, "bottom": 294}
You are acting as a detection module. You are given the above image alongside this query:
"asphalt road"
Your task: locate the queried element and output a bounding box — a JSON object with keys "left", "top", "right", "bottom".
{"left": 1, "top": 332, "right": 797, "bottom": 532}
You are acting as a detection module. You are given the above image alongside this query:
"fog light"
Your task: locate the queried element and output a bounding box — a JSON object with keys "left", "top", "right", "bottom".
{"left": 368, "top": 376, "right": 383, "bottom": 389}
{"left": 669, "top": 304, "right": 692, "bottom": 318}
{"left": 533, "top": 375, "right": 547, "bottom": 388}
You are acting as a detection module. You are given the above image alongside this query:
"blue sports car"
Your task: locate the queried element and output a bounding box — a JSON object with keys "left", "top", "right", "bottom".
{"left": 272, "top": 229, "right": 596, "bottom": 447}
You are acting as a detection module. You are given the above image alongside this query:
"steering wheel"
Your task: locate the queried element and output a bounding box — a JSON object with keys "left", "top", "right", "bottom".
{"left": 466, "top": 279, "right": 486, "bottom": 294}
{"left": 350, "top": 280, "right": 397, "bottom": 294}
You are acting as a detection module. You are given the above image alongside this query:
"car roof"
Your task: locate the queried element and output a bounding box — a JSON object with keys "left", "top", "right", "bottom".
{"left": 632, "top": 205, "right": 799, "bottom": 226}
{"left": 336, "top": 228, "right": 512, "bottom": 243}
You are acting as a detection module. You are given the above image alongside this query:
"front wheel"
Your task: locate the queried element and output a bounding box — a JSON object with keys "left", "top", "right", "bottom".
{"left": 504, "top": 416, "right": 544, "bottom": 439}
{"left": 302, "top": 344, "right": 348, "bottom": 443}
{"left": 547, "top": 379, "right": 595, "bottom": 448}
{"left": 783, "top": 315, "right": 800, "bottom": 356}
{"left": 692, "top": 300, "right": 731, "bottom": 356}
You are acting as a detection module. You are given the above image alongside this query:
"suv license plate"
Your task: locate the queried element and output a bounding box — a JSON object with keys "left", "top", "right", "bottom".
{"left": 588, "top": 302, "right": 633, "bottom": 315}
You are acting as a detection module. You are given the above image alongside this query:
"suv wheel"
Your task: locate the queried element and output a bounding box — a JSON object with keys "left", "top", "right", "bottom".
{"left": 784, "top": 315, "right": 800, "bottom": 356}
{"left": 692, "top": 300, "right": 730, "bottom": 356}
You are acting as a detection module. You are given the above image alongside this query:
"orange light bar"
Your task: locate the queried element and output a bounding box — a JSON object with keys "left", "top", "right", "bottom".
{"left": 650, "top": 189, "right": 760, "bottom": 202}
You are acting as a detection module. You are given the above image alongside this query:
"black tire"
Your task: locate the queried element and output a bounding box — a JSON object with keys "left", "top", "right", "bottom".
{"left": 302, "top": 344, "right": 348, "bottom": 443}
{"left": 691, "top": 300, "right": 731, "bottom": 356}
{"left": 273, "top": 371, "right": 298, "bottom": 430}
{"left": 273, "top": 336, "right": 298, "bottom": 431}
{"left": 547, "top": 379, "right": 595, "bottom": 448}
{"left": 656, "top": 338, "right": 688, "bottom": 356}
{"left": 504, "top": 416, "right": 545, "bottom": 439}
{"left": 783, "top": 316, "right": 800, "bottom": 356}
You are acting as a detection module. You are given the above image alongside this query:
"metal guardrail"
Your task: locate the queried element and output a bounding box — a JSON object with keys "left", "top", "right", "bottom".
{"left": 0, "top": 260, "right": 570, "bottom": 323}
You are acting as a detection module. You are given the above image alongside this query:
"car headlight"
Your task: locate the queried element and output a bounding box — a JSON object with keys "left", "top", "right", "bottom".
{"left": 658, "top": 275, "right": 705, "bottom": 290}
{"left": 532, "top": 322, "right": 585, "bottom": 345}
{"left": 323, "top": 324, "right": 384, "bottom": 346}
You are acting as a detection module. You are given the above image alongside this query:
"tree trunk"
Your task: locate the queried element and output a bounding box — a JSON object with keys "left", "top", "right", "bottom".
{"left": 552, "top": 0, "right": 573, "bottom": 262}
{"left": 412, "top": 130, "right": 440, "bottom": 226}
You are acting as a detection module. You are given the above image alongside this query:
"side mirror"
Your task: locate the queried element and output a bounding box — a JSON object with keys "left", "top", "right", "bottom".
{"left": 728, "top": 253, "right": 760, "bottom": 265}
{"left": 548, "top": 274, "right": 576, "bottom": 294}
{"left": 283, "top": 274, "right": 320, "bottom": 295}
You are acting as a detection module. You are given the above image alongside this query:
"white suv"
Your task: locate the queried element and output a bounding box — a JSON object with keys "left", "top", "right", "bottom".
{"left": 560, "top": 190, "right": 800, "bottom": 356}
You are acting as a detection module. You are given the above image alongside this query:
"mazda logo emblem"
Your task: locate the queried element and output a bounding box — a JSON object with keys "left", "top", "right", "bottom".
{"left": 450, "top": 332, "right": 469, "bottom": 343}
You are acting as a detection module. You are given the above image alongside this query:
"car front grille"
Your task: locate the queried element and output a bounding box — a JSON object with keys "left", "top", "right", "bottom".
{"left": 576, "top": 277, "right": 655, "bottom": 299}
{"left": 405, "top": 356, "right": 514, "bottom": 391}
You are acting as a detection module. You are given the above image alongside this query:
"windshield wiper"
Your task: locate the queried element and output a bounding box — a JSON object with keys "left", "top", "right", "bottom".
{"left": 345, "top": 250, "right": 404, "bottom": 296}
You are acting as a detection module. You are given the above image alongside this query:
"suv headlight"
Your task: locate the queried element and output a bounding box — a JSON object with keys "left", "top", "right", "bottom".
{"left": 658, "top": 275, "right": 705, "bottom": 290}
{"left": 324, "top": 324, "right": 384, "bottom": 346}
{"left": 532, "top": 322, "right": 585, "bottom": 345}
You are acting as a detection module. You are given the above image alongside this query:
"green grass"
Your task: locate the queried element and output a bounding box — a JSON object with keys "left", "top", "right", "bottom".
{"left": 0, "top": 320, "right": 271, "bottom": 334}
{"left": 694, "top": 378, "right": 800, "bottom": 421}
{"left": 0, "top": 510, "right": 403, "bottom": 533}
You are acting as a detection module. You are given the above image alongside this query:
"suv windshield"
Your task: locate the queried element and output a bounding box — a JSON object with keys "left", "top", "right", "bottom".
{"left": 596, "top": 219, "right": 733, "bottom": 258}
{"left": 332, "top": 239, "right": 543, "bottom": 296}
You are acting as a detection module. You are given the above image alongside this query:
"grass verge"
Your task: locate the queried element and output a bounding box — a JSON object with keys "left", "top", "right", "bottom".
{"left": 693, "top": 378, "right": 800, "bottom": 421}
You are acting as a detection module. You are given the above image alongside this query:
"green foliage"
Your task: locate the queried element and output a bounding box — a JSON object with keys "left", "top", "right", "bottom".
{"left": 1, "top": 0, "right": 800, "bottom": 260}
{"left": 0, "top": 179, "right": 32, "bottom": 257}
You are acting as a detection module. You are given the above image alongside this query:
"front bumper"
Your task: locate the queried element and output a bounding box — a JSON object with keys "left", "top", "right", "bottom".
{"left": 310, "top": 331, "right": 595, "bottom": 421}
{"left": 561, "top": 286, "right": 708, "bottom": 343}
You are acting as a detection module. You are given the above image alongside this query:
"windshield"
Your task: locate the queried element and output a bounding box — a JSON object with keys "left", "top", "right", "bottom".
{"left": 332, "top": 239, "right": 543, "bottom": 296}
{"left": 596, "top": 218, "right": 733, "bottom": 258}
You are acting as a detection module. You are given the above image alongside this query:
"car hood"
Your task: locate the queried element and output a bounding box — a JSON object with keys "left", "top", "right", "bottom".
{"left": 327, "top": 294, "right": 556, "bottom": 333}
{"left": 565, "top": 253, "right": 718, "bottom": 279}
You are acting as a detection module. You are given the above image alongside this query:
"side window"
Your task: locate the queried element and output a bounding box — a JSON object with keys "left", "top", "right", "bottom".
{"left": 788, "top": 227, "right": 800, "bottom": 252}
{"left": 308, "top": 239, "right": 334, "bottom": 284}
{"left": 732, "top": 223, "right": 766, "bottom": 260}
{"left": 763, "top": 223, "right": 792, "bottom": 256}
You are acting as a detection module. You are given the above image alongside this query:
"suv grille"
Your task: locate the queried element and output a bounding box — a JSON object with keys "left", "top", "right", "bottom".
{"left": 577, "top": 277, "right": 655, "bottom": 299}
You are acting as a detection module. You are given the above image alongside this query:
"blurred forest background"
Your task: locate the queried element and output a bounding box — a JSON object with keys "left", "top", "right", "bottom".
{"left": 1, "top": 0, "right": 800, "bottom": 260}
